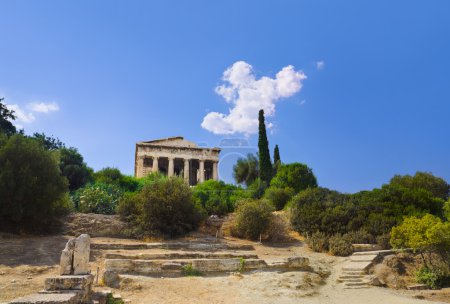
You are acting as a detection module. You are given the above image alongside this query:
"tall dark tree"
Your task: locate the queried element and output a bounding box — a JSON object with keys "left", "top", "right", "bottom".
{"left": 0, "top": 98, "right": 17, "bottom": 136}
{"left": 258, "top": 109, "right": 272, "bottom": 184}
{"left": 274, "top": 145, "right": 280, "bottom": 164}
{"left": 59, "top": 147, "right": 93, "bottom": 191}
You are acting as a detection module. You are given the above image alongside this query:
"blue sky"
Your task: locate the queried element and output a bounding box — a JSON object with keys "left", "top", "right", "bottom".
{"left": 1, "top": 1, "right": 449, "bottom": 193}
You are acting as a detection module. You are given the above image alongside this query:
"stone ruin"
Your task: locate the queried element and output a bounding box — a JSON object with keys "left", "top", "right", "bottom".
{"left": 9, "top": 234, "right": 125, "bottom": 304}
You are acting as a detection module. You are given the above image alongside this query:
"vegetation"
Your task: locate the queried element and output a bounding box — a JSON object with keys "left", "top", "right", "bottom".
{"left": 181, "top": 264, "right": 203, "bottom": 276}
{"left": 328, "top": 234, "right": 353, "bottom": 256}
{"left": 59, "top": 147, "right": 93, "bottom": 191}
{"left": 93, "top": 167, "right": 140, "bottom": 192}
{"left": 0, "top": 97, "right": 17, "bottom": 136}
{"left": 263, "top": 186, "right": 294, "bottom": 210}
{"left": 271, "top": 163, "right": 317, "bottom": 194}
{"left": 117, "top": 177, "right": 202, "bottom": 237}
{"left": 232, "top": 199, "right": 274, "bottom": 240}
{"left": 233, "top": 153, "right": 259, "bottom": 186}
{"left": 0, "top": 135, "right": 70, "bottom": 232}
{"left": 192, "top": 179, "right": 248, "bottom": 216}
{"left": 73, "top": 182, "right": 123, "bottom": 214}
{"left": 306, "top": 232, "right": 329, "bottom": 253}
{"left": 258, "top": 109, "right": 272, "bottom": 185}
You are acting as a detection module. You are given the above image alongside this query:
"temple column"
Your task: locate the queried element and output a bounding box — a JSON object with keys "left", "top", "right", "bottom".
{"left": 184, "top": 159, "right": 190, "bottom": 183}
{"left": 212, "top": 161, "right": 218, "bottom": 181}
{"left": 152, "top": 156, "right": 159, "bottom": 173}
{"left": 136, "top": 156, "right": 145, "bottom": 178}
{"left": 199, "top": 159, "right": 205, "bottom": 183}
{"left": 168, "top": 157, "right": 174, "bottom": 177}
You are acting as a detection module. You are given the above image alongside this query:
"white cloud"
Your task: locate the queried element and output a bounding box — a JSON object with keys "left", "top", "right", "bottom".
{"left": 201, "top": 61, "right": 306, "bottom": 135}
{"left": 6, "top": 104, "right": 35, "bottom": 124}
{"left": 27, "top": 102, "right": 59, "bottom": 113}
{"left": 316, "top": 60, "right": 325, "bottom": 70}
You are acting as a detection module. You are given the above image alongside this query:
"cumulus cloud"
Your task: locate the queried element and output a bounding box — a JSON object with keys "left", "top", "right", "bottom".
{"left": 6, "top": 104, "right": 35, "bottom": 124}
{"left": 28, "top": 102, "right": 59, "bottom": 113}
{"left": 201, "top": 61, "right": 306, "bottom": 135}
{"left": 316, "top": 60, "right": 325, "bottom": 70}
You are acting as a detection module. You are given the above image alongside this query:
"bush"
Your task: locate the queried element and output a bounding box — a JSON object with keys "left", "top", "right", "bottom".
{"left": 329, "top": 234, "right": 353, "bottom": 256}
{"left": 73, "top": 182, "right": 123, "bottom": 214}
{"left": 416, "top": 266, "right": 450, "bottom": 289}
{"left": 192, "top": 180, "right": 248, "bottom": 216}
{"left": 344, "top": 229, "right": 376, "bottom": 244}
{"left": 247, "top": 178, "right": 267, "bottom": 199}
{"left": 94, "top": 167, "right": 140, "bottom": 192}
{"left": 232, "top": 199, "right": 274, "bottom": 240}
{"left": 306, "top": 232, "right": 329, "bottom": 252}
{"left": 263, "top": 186, "right": 295, "bottom": 210}
{"left": 376, "top": 233, "right": 392, "bottom": 250}
{"left": 270, "top": 163, "right": 318, "bottom": 194}
{"left": 0, "top": 135, "right": 69, "bottom": 233}
{"left": 119, "top": 177, "right": 202, "bottom": 237}
{"left": 59, "top": 147, "right": 93, "bottom": 191}
{"left": 266, "top": 212, "right": 291, "bottom": 242}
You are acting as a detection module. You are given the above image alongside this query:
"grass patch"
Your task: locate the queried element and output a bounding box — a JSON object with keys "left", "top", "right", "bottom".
{"left": 182, "top": 264, "right": 203, "bottom": 276}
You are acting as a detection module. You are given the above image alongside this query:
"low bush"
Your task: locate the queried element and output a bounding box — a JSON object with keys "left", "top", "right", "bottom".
{"left": 232, "top": 199, "right": 274, "bottom": 240}
{"left": 266, "top": 212, "right": 291, "bottom": 242}
{"left": 416, "top": 266, "right": 450, "bottom": 289}
{"left": 306, "top": 231, "right": 329, "bottom": 252}
{"left": 328, "top": 233, "right": 353, "bottom": 256}
{"left": 263, "top": 186, "right": 295, "bottom": 211}
{"left": 73, "top": 182, "right": 122, "bottom": 214}
{"left": 376, "top": 233, "right": 392, "bottom": 250}
{"left": 344, "top": 229, "right": 376, "bottom": 244}
{"left": 93, "top": 167, "right": 140, "bottom": 192}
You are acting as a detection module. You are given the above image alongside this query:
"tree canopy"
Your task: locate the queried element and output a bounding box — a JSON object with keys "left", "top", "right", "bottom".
{"left": 270, "top": 162, "right": 318, "bottom": 193}
{"left": 233, "top": 153, "right": 259, "bottom": 186}
{"left": 0, "top": 98, "right": 17, "bottom": 136}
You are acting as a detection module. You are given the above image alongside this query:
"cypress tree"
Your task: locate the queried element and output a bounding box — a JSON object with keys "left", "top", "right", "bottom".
{"left": 274, "top": 145, "right": 280, "bottom": 164}
{"left": 258, "top": 109, "right": 272, "bottom": 184}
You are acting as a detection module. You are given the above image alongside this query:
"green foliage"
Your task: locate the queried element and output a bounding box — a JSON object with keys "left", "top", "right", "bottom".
{"left": 263, "top": 186, "right": 294, "bottom": 210}
{"left": 233, "top": 153, "right": 259, "bottom": 186}
{"left": 192, "top": 179, "right": 248, "bottom": 216}
{"left": 181, "top": 264, "right": 203, "bottom": 276}
{"left": 0, "top": 135, "right": 69, "bottom": 232}
{"left": 31, "top": 132, "right": 65, "bottom": 150}
{"left": 232, "top": 199, "right": 274, "bottom": 240}
{"left": 247, "top": 178, "right": 267, "bottom": 199}
{"left": 93, "top": 167, "right": 140, "bottom": 192}
{"left": 271, "top": 163, "right": 318, "bottom": 194}
{"left": 106, "top": 294, "right": 124, "bottom": 304}
{"left": 59, "top": 147, "right": 93, "bottom": 191}
{"left": 0, "top": 97, "right": 17, "bottom": 136}
{"left": 390, "top": 172, "right": 449, "bottom": 201}
{"left": 118, "top": 177, "right": 202, "bottom": 237}
{"left": 73, "top": 182, "right": 123, "bottom": 214}
{"left": 376, "top": 233, "right": 392, "bottom": 250}
{"left": 344, "top": 229, "right": 376, "bottom": 244}
{"left": 239, "top": 258, "right": 246, "bottom": 272}
{"left": 258, "top": 109, "right": 273, "bottom": 184}
{"left": 444, "top": 199, "right": 450, "bottom": 221}
{"left": 306, "top": 232, "right": 329, "bottom": 252}
{"left": 415, "top": 266, "right": 450, "bottom": 289}
{"left": 273, "top": 144, "right": 280, "bottom": 164}
{"left": 328, "top": 234, "right": 354, "bottom": 256}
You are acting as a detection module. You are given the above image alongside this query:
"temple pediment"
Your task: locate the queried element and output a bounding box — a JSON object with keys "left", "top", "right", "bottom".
{"left": 139, "top": 136, "right": 199, "bottom": 148}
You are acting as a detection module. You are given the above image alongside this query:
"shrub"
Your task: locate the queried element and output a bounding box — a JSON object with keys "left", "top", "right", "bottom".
{"left": 329, "top": 234, "right": 353, "bottom": 256}
{"left": 181, "top": 264, "right": 203, "bottom": 276}
{"left": 270, "top": 163, "right": 318, "bottom": 194}
{"left": 247, "top": 178, "right": 267, "bottom": 199}
{"left": 376, "top": 233, "right": 392, "bottom": 250}
{"left": 232, "top": 199, "right": 274, "bottom": 240}
{"left": 263, "top": 186, "right": 295, "bottom": 210}
{"left": 306, "top": 232, "right": 329, "bottom": 252}
{"left": 59, "top": 147, "right": 93, "bottom": 191}
{"left": 444, "top": 199, "right": 450, "bottom": 221}
{"left": 0, "top": 135, "right": 69, "bottom": 233}
{"left": 415, "top": 266, "right": 450, "bottom": 289}
{"left": 192, "top": 180, "right": 248, "bottom": 216}
{"left": 74, "top": 182, "right": 123, "bottom": 214}
{"left": 266, "top": 212, "right": 291, "bottom": 242}
{"left": 344, "top": 229, "right": 376, "bottom": 244}
{"left": 122, "top": 177, "right": 202, "bottom": 237}
{"left": 94, "top": 167, "right": 140, "bottom": 192}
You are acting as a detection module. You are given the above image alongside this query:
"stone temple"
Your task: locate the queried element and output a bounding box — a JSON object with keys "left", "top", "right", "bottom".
{"left": 135, "top": 136, "right": 221, "bottom": 185}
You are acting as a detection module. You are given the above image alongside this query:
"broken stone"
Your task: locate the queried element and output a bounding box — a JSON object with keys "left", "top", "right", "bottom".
{"left": 286, "top": 257, "right": 309, "bottom": 269}
{"left": 60, "top": 238, "right": 76, "bottom": 275}
{"left": 368, "top": 275, "right": 384, "bottom": 287}
{"left": 103, "top": 270, "right": 120, "bottom": 288}
{"left": 73, "top": 234, "right": 90, "bottom": 275}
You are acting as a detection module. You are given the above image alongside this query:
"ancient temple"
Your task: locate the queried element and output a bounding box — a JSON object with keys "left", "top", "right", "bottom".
{"left": 134, "top": 136, "right": 221, "bottom": 185}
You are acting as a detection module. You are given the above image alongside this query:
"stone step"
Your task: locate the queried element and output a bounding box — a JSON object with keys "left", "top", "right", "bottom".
{"left": 92, "top": 242, "right": 254, "bottom": 251}
{"left": 338, "top": 275, "right": 365, "bottom": 279}
{"left": 349, "top": 254, "right": 378, "bottom": 262}
{"left": 342, "top": 261, "right": 372, "bottom": 271}
{"left": 341, "top": 270, "right": 366, "bottom": 275}
{"left": 344, "top": 281, "right": 369, "bottom": 287}
{"left": 352, "top": 244, "right": 382, "bottom": 252}
{"left": 9, "top": 292, "right": 80, "bottom": 304}
{"left": 104, "top": 252, "right": 259, "bottom": 260}
{"left": 352, "top": 250, "right": 394, "bottom": 256}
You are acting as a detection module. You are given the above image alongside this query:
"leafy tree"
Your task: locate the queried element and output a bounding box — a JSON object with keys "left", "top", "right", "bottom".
{"left": 247, "top": 178, "right": 267, "bottom": 199}
{"left": 192, "top": 179, "right": 248, "bottom": 216}
{"left": 258, "top": 109, "right": 272, "bottom": 184}
{"left": 233, "top": 153, "right": 259, "bottom": 186}
{"left": 32, "top": 132, "right": 65, "bottom": 150}
{"left": 0, "top": 98, "right": 17, "bottom": 136}
{"left": 271, "top": 162, "right": 317, "bottom": 193}
{"left": 263, "top": 186, "right": 294, "bottom": 210}
{"left": 93, "top": 167, "right": 140, "bottom": 192}
{"left": 0, "top": 135, "right": 69, "bottom": 232}
{"left": 59, "top": 147, "right": 93, "bottom": 191}
{"left": 232, "top": 199, "right": 274, "bottom": 240}
{"left": 390, "top": 172, "right": 449, "bottom": 201}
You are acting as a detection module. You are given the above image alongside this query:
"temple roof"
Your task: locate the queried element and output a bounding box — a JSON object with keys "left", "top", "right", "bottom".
{"left": 138, "top": 136, "right": 219, "bottom": 150}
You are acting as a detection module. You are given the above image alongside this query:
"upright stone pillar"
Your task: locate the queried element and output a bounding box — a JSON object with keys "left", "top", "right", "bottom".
{"left": 199, "top": 160, "right": 205, "bottom": 183}
{"left": 152, "top": 156, "right": 159, "bottom": 173}
{"left": 168, "top": 157, "right": 174, "bottom": 177}
{"left": 212, "top": 161, "right": 219, "bottom": 181}
{"left": 184, "top": 159, "right": 190, "bottom": 183}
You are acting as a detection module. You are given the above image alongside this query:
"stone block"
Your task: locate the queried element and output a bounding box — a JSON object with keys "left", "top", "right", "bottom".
{"left": 242, "top": 259, "right": 267, "bottom": 270}
{"left": 104, "top": 259, "right": 134, "bottom": 273}
{"left": 191, "top": 258, "right": 241, "bottom": 272}
{"left": 9, "top": 292, "right": 80, "bottom": 304}
{"left": 103, "top": 271, "right": 120, "bottom": 289}
{"left": 59, "top": 238, "right": 76, "bottom": 275}
{"left": 44, "top": 274, "right": 93, "bottom": 292}
{"left": 286, "top": 257, "right": 310, "bottom": 269}
{"left": 73, "top": 234, "right": 90, "bottom": 275}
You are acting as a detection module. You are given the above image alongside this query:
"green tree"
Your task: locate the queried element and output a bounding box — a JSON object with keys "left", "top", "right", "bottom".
{"left": 271, "top": 162, "right": 317, "bottom": 193}
{"left": 263, "top": 186, "right": 294, "bottom": 210}
{"left": 59, "top": 147, "right": 93, "bottom": 191}
{"left": 258, "top": 109, "right": 272, "bottom": 184}
{"left": 31, "top": 132, "right": 65, "bottom": 150}
{"left": 273, "top": 144, "right": 281, "bottom": 174}
{"left": 0, "top": 135, "right": 69, "bottom": 232}
{"left": 0, "top": 98, "right": 17, "bottom": 136}
{"left": 233, "top": 199, "right": 274, "bottom": 240}
{"left": 93, "top": 167, "right": 140, "bottom": 192}
{"left": 233, "top": 153, "right": 259, "bottom": 186}
{"left": 390, "top": 172, "right": 449, "bottom": 201}
{"left": 444, "top": 200, "right": 450, "bottom": 221}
